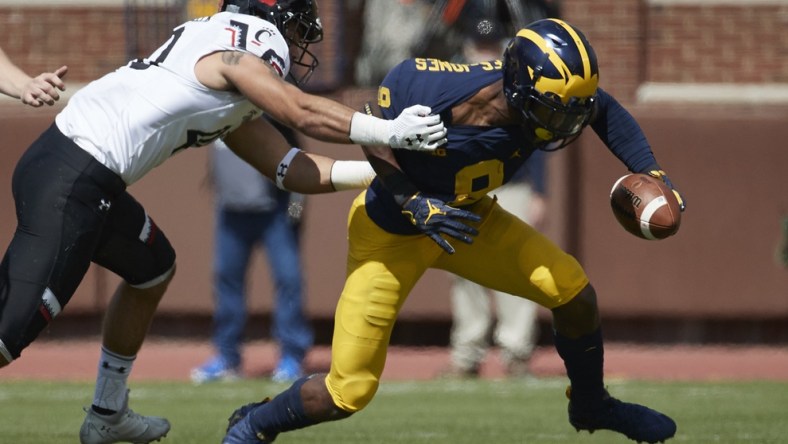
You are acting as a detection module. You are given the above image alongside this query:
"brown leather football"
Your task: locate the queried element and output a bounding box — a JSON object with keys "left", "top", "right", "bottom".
{"left": 609, "top": 173, "right": 681, "bottom": 240}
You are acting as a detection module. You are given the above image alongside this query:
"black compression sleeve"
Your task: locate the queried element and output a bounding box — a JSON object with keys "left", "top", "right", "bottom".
{"left": 590, "top": 88, "right": 659, "bottom": 173}
{"left": 378, "top": 171, "right": 419, "bottom": 207}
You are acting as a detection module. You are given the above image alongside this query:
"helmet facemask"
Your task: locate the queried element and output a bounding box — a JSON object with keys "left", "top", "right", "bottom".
{"left": 279, "top": 9, "right": 322, "bottom": 86}
{"left": 219, "top": 0, "right": 323, "bottom": 86}
{"left": 521, "top": 82, "right": 596, "bottom": 151}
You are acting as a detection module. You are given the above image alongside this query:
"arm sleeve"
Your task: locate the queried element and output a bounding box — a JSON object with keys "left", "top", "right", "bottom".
{"left": 522, "top": 149, "right": 548, "bottom": 195}
{"left": 590, "top": 88, "right": 660, "bottom": 173}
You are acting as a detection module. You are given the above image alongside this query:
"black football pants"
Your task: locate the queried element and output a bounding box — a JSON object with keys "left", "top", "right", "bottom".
{"left": 0, "top": 123, "right": 175, "bottom": 361}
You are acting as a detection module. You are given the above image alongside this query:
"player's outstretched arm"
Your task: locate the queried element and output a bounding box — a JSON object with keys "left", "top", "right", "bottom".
{"left": 0, "top": 47, "right": 67, "bottom": 107}
{"left": 360, "top": 105, "right": 480, "bottom": 254}
{"left": 197, "top": 51, "right": 446, "bottom": 150}
{"left": 591, "top": 88, "right": 685, "bottom": 211}
{"left": 224, "top": 117, "right": 374, "bottom": 194}
{"left": 20, "top": 66, "right": 68, "bottom": 107}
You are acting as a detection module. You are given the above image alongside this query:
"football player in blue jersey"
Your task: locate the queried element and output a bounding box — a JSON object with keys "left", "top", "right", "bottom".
{"left": 224, "top": 18, "right": 685, "bottom": 444}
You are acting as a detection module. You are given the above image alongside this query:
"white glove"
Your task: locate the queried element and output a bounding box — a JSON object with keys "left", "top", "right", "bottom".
{"left": 349, "top": 105, "right": 447, "bottom": 151}
{"left": 388, "top": 105, "right": 447, "bottom": 151}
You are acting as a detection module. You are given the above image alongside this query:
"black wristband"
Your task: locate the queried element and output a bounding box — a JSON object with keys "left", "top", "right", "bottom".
{"left": 361, "top": 102, "right": 418, "bottom": 206}
{"left": 379, "top": 172, "right": 419, "bottom": 207}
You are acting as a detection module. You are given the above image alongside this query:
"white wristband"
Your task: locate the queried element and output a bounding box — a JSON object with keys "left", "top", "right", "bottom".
{"left": 275, "top": 147, "right": 301, "bottom": 190}
{"left": 330, "top": 160, "right": 377, "bottom": 191}
{"left": 349, "top": 112, "right": 390, "bottom": 146}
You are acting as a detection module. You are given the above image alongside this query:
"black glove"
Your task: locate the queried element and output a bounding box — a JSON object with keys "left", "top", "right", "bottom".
{"left": 647, "top": 169, "right": 686, "bottom": 212}
{"left": 401, "top": 193, "right": 481, "bottom": 254}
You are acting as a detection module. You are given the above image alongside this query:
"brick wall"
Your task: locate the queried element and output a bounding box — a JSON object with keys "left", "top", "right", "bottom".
{"left": 559, "top": 0, "right": 788, "bottom": 103}
{"left": 0, "top": 7, "right": 128, "bottom": 81}
{"left": 0, "top": 2, "right": 343, "bottom": 90}
{"left": 3, "top": 1, "right": 785, "bottom": 102}
{"left": 562, "top": 0, "right": 645, "bottom": 103}
{"left": 644, "top": 4, "right": 788, "bottom": 84}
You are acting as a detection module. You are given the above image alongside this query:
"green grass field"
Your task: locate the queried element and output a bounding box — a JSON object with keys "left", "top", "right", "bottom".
{"left": 2, "top": 377, "right": 786, "bottom": 443}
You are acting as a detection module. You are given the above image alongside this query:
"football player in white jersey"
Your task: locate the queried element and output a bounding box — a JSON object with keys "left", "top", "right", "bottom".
{"left": 0, "top": 45, "right": 67, "bottom": 107}
{"left": 0, "top": 1, "right": 446, "bottom": 443}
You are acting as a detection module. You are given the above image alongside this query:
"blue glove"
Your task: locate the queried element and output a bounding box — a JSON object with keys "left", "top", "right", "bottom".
{"left": 647, "top": 169, "right": 686, "bottom": 212}
{"left": 401, "top": 193, "right": 481, "bottom": 254}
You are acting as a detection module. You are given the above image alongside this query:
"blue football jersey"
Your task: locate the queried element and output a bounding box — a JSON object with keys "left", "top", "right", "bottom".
{"left": 367, "top": 58, "right": 536, "bottom": 234}
{"left": 366, "top": 57, "right": 658, "bottom": 235}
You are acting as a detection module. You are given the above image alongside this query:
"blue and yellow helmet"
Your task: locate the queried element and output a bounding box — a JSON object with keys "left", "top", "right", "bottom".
{"left": 503, "top": 19, "right": 599, "bottom": 147}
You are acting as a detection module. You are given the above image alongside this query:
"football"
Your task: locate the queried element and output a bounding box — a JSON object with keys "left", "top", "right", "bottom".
{"left": 609, "top": 173, "right": 681, "bottom": 240}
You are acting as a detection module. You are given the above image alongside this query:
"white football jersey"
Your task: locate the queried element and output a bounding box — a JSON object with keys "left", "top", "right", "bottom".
{"left": 55, "top": 12, "right": 291, "bottom": 185}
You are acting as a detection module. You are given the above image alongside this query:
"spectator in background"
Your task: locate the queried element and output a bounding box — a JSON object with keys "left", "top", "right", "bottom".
{"left": 0, "top": 46, "right": 67, "bottom": 107}
{"left": 191, "top": 118, "right": 313, "bottom": 385}
{"left": 443, "top": 0, "right": 557, "bottom": 379}
{"left": 412, "top": 0, "right": 564, "bottom": 62}
{"left": 353, "top": 0, "right": 563, "bottom": 87}
{"left": 354, "top": 0, "right": 431, "bottom": 87}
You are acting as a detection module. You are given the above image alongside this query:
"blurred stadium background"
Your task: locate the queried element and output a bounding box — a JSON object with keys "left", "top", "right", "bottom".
{"left": 0, "top": 0, "right": 787, "bottom": 351}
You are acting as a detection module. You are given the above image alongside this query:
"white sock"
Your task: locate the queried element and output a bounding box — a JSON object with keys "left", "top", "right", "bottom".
{"left": 93, "top": 347, "right": 135, "bottom": 413}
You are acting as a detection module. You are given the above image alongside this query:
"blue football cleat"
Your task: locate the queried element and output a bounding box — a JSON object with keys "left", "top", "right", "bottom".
{"left": 223, "top": 398, "right": 276, "bottom": 444}
{"left": 567, "top": 387, "right": 677, "bottom": 443}
{"left": 271, "top": 355, "right": 302, "bottom": 383}
{"left": 190, "top": 356, "right": 240, "bottom": 384}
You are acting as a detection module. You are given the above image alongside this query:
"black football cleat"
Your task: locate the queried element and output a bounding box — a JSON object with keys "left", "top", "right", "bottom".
{"left": 223, "top": 398, "right": 277, "bottom": 443}
{"left": 566, "top": 387, "right": 677, "bottom": 443}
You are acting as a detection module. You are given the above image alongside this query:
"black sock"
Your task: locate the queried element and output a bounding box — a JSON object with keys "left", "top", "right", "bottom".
{"left": 248, "top": 376, "right": 316, "bottom": 438}
{"left": 554, "top": 328, "right": 605, "bottom": 399}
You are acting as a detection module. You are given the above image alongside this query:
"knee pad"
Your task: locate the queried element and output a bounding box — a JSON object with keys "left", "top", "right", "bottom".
{"left": 130, "top": 263, "right": 175, "bottom": 289}
{"left": 0, "top": 281, "right": 59, "bottom": 361}
{"left": 326, "top": 373, "right": 379, "bottom": 413}
{"left": 94, "top": 214, "right": 177, "bottom": 287}
{"left": 128, "top": 215, "right": 176, "bottom": 286}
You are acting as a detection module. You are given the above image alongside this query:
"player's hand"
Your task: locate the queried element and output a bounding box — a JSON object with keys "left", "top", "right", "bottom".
{"left": 647, "top": 169, "right": 686, "bottom": 211}
{"left": 401, "top": 193, "right": 481, "bottom": 254}
{"left": 388, "top": 105, "right": 447, "bottom": 151}
{"left": 21, "top": 65, "right": 68, "bottom": 107}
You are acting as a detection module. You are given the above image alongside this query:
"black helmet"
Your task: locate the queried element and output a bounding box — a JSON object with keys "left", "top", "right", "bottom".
{"left": 503, "top": 19, "right": 598, "bottom": 149}
{"left": 219, "top": 0, "right": 323, "bottom": 85}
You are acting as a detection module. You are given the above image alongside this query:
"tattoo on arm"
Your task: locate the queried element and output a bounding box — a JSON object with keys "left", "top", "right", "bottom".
{"left": 221, "top": 51, "right": 244, "bottom": 66}
{"left": 223, "top": 51, "right": 280, "bottom": 76}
